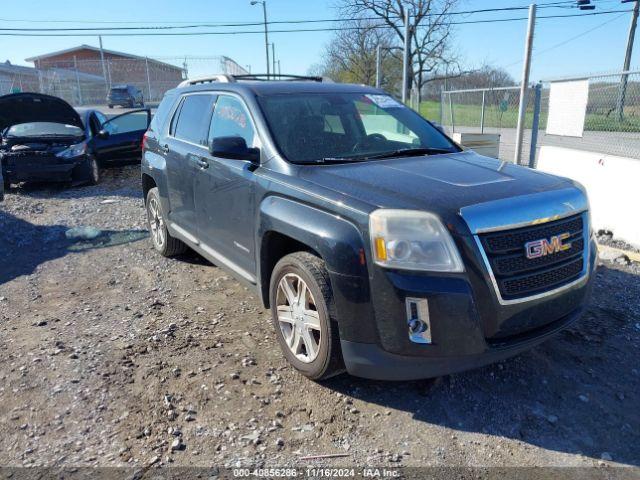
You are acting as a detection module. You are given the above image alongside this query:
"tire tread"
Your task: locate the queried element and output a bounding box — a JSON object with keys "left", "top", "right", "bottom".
{"left": 271, "top": 252, "right": 345, "bottom": 381}
{"left": 146, "top": 187, "right": 188, "bottom": 257}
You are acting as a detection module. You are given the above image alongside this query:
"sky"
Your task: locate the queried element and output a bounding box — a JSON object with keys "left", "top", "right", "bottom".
{"left": 0, "top": 0, "right": 638, "bottom": 82}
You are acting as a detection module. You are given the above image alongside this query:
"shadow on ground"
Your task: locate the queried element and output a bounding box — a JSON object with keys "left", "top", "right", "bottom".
{"left": 0, "top": 210, "right": 148, "bottom": 285}
{"left": 4, "top": 163, "right": 142, "bottom": 200}
{"left": 324, "top": 265, "right": 640, "bottom": 466}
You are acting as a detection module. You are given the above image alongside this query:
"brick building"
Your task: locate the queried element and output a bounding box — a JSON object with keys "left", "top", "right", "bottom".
{"left": 26, "top": 45, "right": 185, "bottom": 102}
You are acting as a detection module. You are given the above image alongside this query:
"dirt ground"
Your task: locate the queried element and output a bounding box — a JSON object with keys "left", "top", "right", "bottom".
{"left": 0, "top": 165, "right": 639, "bottom": 472}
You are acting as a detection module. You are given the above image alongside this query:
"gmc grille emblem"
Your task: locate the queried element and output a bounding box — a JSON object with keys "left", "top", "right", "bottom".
{"left": 525, "top": 233, "right": 572, "bottom": 259}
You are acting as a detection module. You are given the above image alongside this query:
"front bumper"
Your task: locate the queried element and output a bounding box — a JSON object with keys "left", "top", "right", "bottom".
{"left": 3, "top": 155, "right": 87, "bottom": 183}
{"left": 342, "top": 306, "right": 583, "bottom": 380}
{"left": 332, "top": 238, "right": 597, "bottom": 381}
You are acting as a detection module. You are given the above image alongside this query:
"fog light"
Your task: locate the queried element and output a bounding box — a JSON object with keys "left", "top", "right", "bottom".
{"left": 405, "top": 297, "right": 431, "bottom": 344}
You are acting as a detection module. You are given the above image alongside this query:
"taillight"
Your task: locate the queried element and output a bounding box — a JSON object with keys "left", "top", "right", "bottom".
{"left": 142, "top": 132, "right": 149, "bottom": 151}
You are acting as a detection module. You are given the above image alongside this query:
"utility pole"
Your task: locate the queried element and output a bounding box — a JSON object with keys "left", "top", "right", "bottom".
{"left": 615, "top": 0, "right": 639, "bottom": 121}
{"left": 514, "top": 3, "right": 536, "bottom": 165}
{"left": 277, "top": 60, "right": 281, "bottom": 76}
{"left": 251, "top": 1, "right": 270, "bottom": 78}
{"left": 376, "top": 44, "right": 382, "bottom": 88}
{"left": 98, "top": 35, "right": 109, "bottom": 94}
{"left": 402, "top": 8, "right": 411, "bottom": 103}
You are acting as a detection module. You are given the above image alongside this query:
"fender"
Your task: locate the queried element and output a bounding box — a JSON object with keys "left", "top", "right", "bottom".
{"left": 141, "top": 150, "right": 170, "bottom": 214}
{"left": 258, "top": 196, "right": 378, "bottom": 344}
{"left": 259, "top": 195, "right": 368, "bottom": 277}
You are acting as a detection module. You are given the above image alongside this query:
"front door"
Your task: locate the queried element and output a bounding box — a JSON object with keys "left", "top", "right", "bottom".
{"left": 194, "top": 94, "right": 259, "bottom": 279}
{"left": 92, "top": 109, "right": 151, "bottom": 162}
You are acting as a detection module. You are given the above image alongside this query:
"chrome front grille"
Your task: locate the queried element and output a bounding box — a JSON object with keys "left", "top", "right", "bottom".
{"left": 477, "top": 213, "right": 588, "bottom": 302}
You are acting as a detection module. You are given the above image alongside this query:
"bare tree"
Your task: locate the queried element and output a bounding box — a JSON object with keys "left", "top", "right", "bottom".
{"left": 311, "top": 18, "right": 401, "bottom": 91}
{"left": 339, "top": 0, "right": 461, "bottom": 100}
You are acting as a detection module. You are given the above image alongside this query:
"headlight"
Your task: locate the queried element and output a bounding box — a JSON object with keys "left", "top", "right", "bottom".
{"left": 56, "top": 143, "right": 86, "bottom": 159}
{"left": 369, "top": 209, "right": 464, "bottom": 272}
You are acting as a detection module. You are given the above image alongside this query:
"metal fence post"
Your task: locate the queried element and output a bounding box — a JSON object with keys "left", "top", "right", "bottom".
{"left": 480, "top": 90, "right": 486, "bottom": 133}
{"left": 528, "top": 82, "right": 542, "bottom": 168}
{"left": 375, "top": 45, "right": 382, "bottom": 88}
{"left": 448, "top": 92, "right": 455, "bottom": 133}
{"left": 439, "top": 88, "right": 444, "bottom": 126}
{"left": 145, "top": 57, "right": 152, "bottom": 103}
{"left": 73, "top": 56, "right": 83, "bottom": 106}
{"left": 402, "top": 8, "right": 411, "bottom": 104}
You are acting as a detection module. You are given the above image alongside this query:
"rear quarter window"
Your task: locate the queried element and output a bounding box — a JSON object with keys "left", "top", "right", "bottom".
{"left": 150, "top": 93, "right": 177, "bottom": 133}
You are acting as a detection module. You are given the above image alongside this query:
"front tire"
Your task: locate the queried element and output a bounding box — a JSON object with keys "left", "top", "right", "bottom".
{"left": 145, "top": 187, "right": 187, "bottom": 257}
{"left": 269, "top": 252, "right": 344, "bottom": 381}
{"left": 87, "top": 157, "right": 100, "bottom": 185}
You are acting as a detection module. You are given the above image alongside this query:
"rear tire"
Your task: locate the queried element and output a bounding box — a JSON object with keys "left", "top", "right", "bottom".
{"left": 145, "top": 187, "right": 187, "bottom": 257}
{"left": 269, "top": 252, "right": 344, "bottom": 381}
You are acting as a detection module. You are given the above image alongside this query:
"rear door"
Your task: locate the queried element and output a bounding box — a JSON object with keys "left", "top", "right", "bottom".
{"left": 92, "top": 109, "right": 151, "bottom": 162}
{"left": 194, "top": 94, "right": 259, "bottom": 279}
{"left": 164, "top": 93, "right": 216, "bottom": 236}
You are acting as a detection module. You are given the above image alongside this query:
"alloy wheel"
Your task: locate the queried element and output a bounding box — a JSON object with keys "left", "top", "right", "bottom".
{"left": 276, "top": 273, "right": 322, "bottom": 363}
{"left": 147, "top": 197, "right": 165, "bottom": 249}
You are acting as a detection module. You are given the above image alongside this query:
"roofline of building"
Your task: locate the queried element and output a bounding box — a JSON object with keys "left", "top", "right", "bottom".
{"left": 25, "top": 44, "right": 183, "bottom": 71}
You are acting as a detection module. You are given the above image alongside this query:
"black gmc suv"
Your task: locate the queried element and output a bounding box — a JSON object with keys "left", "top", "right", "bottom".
{"left": 141, "top": 74, "right": 597, "bottom": 381}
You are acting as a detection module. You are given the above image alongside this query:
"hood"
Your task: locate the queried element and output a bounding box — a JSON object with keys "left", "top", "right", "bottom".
{"left": 297, "top": 150, "right": 573, "bottom": 230}
{"left": 0, "top": 93, "right": 84, "bottom": 133}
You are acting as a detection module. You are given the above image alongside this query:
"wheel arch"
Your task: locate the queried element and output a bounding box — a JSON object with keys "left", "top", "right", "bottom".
{"left": 141, "top": 173, "right": 157, "bottom": 202}
{"left": 258, "top": 196, "right": 369, "bottom": 309}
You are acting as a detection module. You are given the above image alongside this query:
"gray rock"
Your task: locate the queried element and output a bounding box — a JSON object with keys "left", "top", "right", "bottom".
{"left": 170, "top": 437, "right": 185, "bottom": 451}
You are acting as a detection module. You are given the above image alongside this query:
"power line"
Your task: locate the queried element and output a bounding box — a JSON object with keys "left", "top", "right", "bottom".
{"left": 502, "top": 10, "right": 630, "bottom": 69}
{"left": 0, "top": 9, "right": 633, "bottom": 37}
{"left": 0, "top": 2, "right": 586, "bottom": 31}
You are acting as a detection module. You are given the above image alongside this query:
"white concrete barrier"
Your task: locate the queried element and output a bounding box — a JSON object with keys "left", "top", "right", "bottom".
{"left": 537, "top": 145, "right": 640, "bottom": 248}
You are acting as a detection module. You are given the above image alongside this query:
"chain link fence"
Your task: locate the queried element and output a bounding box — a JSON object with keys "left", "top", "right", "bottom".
{"left": 0, "top": 56, "right": 249, "bottom": 107}
{"left": 434, "top": 70, "right": 640, "bottom": 165}
{"left": 537, "top": 71, "right": 640, "bottom": 161}
{"left": 437, "top": 85, "right": 536, "bottom": 165}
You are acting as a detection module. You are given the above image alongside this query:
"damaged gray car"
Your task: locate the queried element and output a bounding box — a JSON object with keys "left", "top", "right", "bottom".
{"left": 0, "top": 93, "right": 100, "bottom": 188}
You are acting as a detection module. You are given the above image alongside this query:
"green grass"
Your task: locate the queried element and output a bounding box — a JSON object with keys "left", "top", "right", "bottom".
{"left": 419, "top": 100, "right": 640, "bottom": 133}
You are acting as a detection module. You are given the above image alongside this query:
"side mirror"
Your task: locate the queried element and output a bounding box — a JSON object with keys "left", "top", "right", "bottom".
{"left": 97, "top": 129, "right": 110, "bottom": 139}
{"left": 210, "top": 136, "right": 259, "bottom": 164}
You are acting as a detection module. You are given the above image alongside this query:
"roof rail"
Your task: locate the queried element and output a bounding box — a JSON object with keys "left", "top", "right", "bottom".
{"left": 177, "top": 73, "right": 334, "bottom": 88}
{"left": 232, "top": 74, "right": 330, "bottom": 82}
{"left": 177, "top": 74, "right": 235, "bottom": 87}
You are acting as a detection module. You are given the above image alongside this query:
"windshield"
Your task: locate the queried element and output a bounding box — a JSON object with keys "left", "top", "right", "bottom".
{"left": 257, "top": 92, "right": 459, "bottom": 164}
{"left": 5, "top": 122, "right": 84, "bottom": 138}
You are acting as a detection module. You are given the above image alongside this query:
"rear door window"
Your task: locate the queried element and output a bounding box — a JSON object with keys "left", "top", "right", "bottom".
{"left": 173, "top": 94, "right": 215, "bottom": 145}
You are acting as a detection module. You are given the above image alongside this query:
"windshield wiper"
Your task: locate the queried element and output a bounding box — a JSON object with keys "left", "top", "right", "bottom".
{"left": 364, "top": 147, "right": 455, "bottom": 160}
{"left": 315, "top": 147, "right": 454, "bottom": 164}
{"left": 318, "top": 156, "right": 371, "bottom": 164}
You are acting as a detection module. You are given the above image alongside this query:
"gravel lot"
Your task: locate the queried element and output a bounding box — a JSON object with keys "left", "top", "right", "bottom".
{"left": 0, "top": 165, "right": 639, "bottom": 472}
